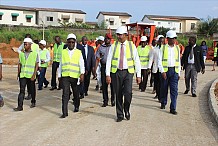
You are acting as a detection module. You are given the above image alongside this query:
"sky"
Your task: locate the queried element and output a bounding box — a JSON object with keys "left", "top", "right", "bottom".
{"left": 0, "top": 0, "right": 218, "bottom": 22}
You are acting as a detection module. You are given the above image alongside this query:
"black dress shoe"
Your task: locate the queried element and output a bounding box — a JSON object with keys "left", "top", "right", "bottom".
{"left": 60, "top": 114, "right": 68, "bottom": 118}
{"left": 57, "top": 87, "right": 62, "bottom": 90}
{"left": 74, "top": 107, "right": 79, "bottom": 112}
{"left": 25, "top": 94, "right": 31, "bottom": 100}
{"left": 101, "top": 103, "right": 108, "bottom": 107}
{"left": 160, "top": 104, "right": 165, "bottom": 109}
{"left": 84, "top": 93, "right": 88, "bottom": 96}
{"left": 111, "top": 101, "right": 115, "bottom": 107}
{"left": 30, "top": 103, "right": 36, "bottom": 108}
{"left": 153, "top": 95, "right": 158, "bottom": 99}
{"left": 125, "top": 112, "right": 130, "bottom": 120}
{"left": 13, "top": 107, "right": 23, "bottom": 111}
{"left": 44, "top": 83, "right": 49, "bottom": 88}
{"left": 116, "top": 117, "right": 124, "bottom": 122}
{"left": 170, "top": 110, "right": 177, "bottom": 115}
{"left": 184, "top": 90, "right": 189, "bottom": 94}
{"left": 50, "top": 87, "right": 57, "bottom": 91}
{"left": 79, "top": 94, "right": 84, "bottom": 99}
{"left": 192, "top": 94, "right": 197, "bottom": 97}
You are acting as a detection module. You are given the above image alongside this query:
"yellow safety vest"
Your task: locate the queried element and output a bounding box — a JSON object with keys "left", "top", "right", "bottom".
{"left": 31, "top": 43, "right": 39, "bottom": 52}
{"left": 214, "top": 47, "right": 217, "bottom": 57}
{"left": 61, "top": 48, "right": 82, "bottom": 78}
{"left": 137, "top": 45, "right": 151, "bottom": 67}
{"left": 111, "top": 41, "right": 135, "bottom": 73}
{"left": 53, "top": 42, "right": 64, "bottom": 62}
{"left": 161, "top": 45, "right": 180, "bottom": 73}
{"left": 19, "top": 51, "right": 37, "bottom": 78}
{"left": 40, "top": 49, "right": 49, "bottom": 68}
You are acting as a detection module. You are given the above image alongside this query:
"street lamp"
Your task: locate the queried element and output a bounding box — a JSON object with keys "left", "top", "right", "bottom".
{"left": 41, "top": 20, "right": 45, "bottom": 40}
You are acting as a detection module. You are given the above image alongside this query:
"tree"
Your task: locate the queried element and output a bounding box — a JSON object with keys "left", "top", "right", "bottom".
{"left": 96, "top": 21, "right": 107, "bottom": 29}
{"left": 197, "top": 16, "right": 218, "bottom": 36}
{"left": 155, "top": 26, "right": 170, "bottom": 36}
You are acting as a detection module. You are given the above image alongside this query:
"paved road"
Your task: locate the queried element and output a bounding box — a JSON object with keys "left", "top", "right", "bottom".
{"left": 1, "top": 63, "right": 218, "bottom": 146}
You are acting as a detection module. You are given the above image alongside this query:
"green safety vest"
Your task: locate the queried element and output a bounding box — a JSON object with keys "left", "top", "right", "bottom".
{"left": 214, "top": 47, "right": 217, "bottom": 57}
{"left": 61, "top": 48, "right": 82, "bottom": 78}
{"left": 19, "top": 51, "right": 37, "bottom": 78}
{"left": 111, "top": 41, "right": 135, "bottom": 73}
{"left": 53, "top": 42, "right": 64, "bottom": 62}
{"left": 31, "top": 43, "right": 39, "bottom": 52}
{"left": 40, "top": 49, "right": 49, "bottom": 68}
{"left": 137, "top": 45, "right": 151, "bottom": 67}
{"left": 161, "top": 45, "right": 180, "bottom": 73}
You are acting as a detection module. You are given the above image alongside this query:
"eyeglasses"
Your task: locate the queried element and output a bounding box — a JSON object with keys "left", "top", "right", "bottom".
{"left": 68, "top": 41, "right": 75, "bottom": 44}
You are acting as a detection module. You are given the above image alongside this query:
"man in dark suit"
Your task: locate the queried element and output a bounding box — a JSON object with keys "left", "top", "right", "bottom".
{"left": 79, "top": 36, "right": 96, "bottom": 98}
{"left": 182, "top": 36, "right": 205, "bottom": 97}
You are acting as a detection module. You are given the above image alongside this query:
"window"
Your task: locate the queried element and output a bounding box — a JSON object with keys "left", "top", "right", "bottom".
{"left": 12, "top": 16, "right": 17, "bottom": 21}
{"left": 110, "top": 21, "right": 114, "bottom": 25}
{"left": 168, "top": 22, "right": 171, "bottom": 25}
{"left": 122, "top": 22, "right": 126, "bottom": 25}
{"left": 158, "top": 22, "right": 161, "bottom": 25}
{"left": 0, "top": 15, "right": 2, "bottom": 20}
{"left": 26, "top": 18, "right": 31, "bottom": 22}
{"left": 62, "top": 18, "right": 69, "bottom": 23}
{"left": 191, "top": 23, "right": 195, "bottom": 30}
{"left": 47, "top": 17, "right": 53, "bottom": 22}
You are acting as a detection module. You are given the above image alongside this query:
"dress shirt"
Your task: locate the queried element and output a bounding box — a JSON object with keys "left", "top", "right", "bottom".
{"left": 83, "top": 44, "right": 88, "bottom": 59}
{"left": 150, "top": 46, "right": 160, "bottom": 73}
{"left": 106, "top": 40, "right": 141, "bottom": 77}
{"left": 158, "top": 44, "right": 181, "bottom": 76}
{"left": 188, "top": 44, "right": 196, "bottom": 64}
{"left": 58, "top": 44, "right": 85, "bottom": 78}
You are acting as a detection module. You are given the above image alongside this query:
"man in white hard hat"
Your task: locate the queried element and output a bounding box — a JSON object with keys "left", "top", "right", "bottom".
{"left": 58, "top": 34, "right": 85, "bottom": 118}
{"left": 14, "top": 38, "right": 39, "bottom": 111}
{"left": 158, "top": 30, "right": 181, "bottom": 115}
{"left": 106, "top": 26, "right": 141, "bottom": 122}
{"left": 137, "top": 36, "right": 153, "bottom": 92}
{"left": 38, "top": 40, "right": 50, "bottom": 90}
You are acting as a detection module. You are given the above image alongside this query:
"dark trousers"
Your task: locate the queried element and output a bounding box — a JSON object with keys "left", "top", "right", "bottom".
{"left": 139, "top": 69, "right": 149, "bottom": 91}
{"left": 62, "top": 77, "right": 79, "bottom": 115}
{"left": 150, "top": 72, "right": 154, "bottom": 86}
{"left": 51, "top": 61, "right": 60, "bottom": 88}
{"left": 38, "top": 67, "right": 49, "bottom": 89}
{"left": 153, "top": 71, "right": 161, "bottom": 100}
{"left": 111, "top": 70, "right": 133, "bottom": 118}
{"left": 160, "top": 67, "right": 179, "bottom": 110}
{"left": 101, "top": 66, "right": 115, "bottom": 104}
{"left": 18, "top": 78, "right": 36, "bottom": 107}
{"left": 79, "top": 71, "right": 91, "bottom": 95}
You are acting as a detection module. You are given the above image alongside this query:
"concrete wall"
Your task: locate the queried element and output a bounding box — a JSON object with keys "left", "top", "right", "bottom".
{"left": 0, "top": 9, "right": 36, "bottom": 26}
{"left": 38, "top": 11, "right": 59, "bottom": 26}
{"left": 153, "top": 20, "right": 181, "bottom": 33}
{"left": 182, "top": 20, "right": 199, "bottom": 33}
{"left": 57, "top": 12, "right": 85, "bottom": 24}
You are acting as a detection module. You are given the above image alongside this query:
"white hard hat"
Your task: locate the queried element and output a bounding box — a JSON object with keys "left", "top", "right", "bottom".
{"left": 140, "top": 36, "right": 147, "bottom": 42}
{"left": 23, "top": 38, "right": 33, "bottom": 44}
{"left": 98, "top": 36, "right": 105, "bottom": 41}
{"left": 166, "top": 30, "right": 177, "bottom": 38}
{"left": 156, "top": 35, "right": 164, "bottom": 41}
{"left": 67, "top": 33, "right": 76, "bottom": 40}
{"left": 116, "top": 26, "right": 128, "bottom": 34}
{"left": 39, "top": 40, "right": 46, "bottom": 46}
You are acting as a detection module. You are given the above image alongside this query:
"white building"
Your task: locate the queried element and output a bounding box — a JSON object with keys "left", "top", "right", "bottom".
{"left": 0, "top": 5, "right": 86, "bottom": 27}
{"left": 96, "top": 11, "right": 132, "bottom": 29}
{"left": 142, "top": 15, "right": 200, "bottom": 33}
{"left": 0, "top": 5, "right": 37, "bottom": 26}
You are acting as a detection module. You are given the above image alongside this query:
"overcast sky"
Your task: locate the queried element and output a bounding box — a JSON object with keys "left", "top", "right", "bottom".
{"left": 0, "top": 0, "right": 218, "bottom": 22}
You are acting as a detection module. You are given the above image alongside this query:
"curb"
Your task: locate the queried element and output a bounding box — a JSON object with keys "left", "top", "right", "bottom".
{"left": 208, "top": 78, "right": 218, "bottom": 124}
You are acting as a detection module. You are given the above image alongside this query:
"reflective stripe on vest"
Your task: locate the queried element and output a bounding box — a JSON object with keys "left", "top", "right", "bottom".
{"left": 137, "top": 45, "right": 150, "bottom": 66}
{"left": 19, "top": 52, "right": 37, "bottom": 78}
{"left": 61, "top": 48, "right": 81, "bottom": 78}
{"left": 111, "top": 41, "right": 135, "bottom": 73}
{"left": 161, "top": 45, "right": 180, "bottom": 73}
{"left": 53, "top": 42, "right": 64, "bottom": 62}
{"left": 40, "top": 49, "right": 48, "bottom": 67}
{"left": 214, "top": 47, "right": 218, "bottom": 57}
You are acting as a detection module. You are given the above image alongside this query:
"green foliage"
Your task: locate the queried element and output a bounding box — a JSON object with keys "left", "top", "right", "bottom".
{"left": 155, "top": 27, "right": 170, "bottom": 36}
{"left": 197, "top": 16, "right": 218, "bottom": 36}
{"left": 96, "top": 21, "right": 107, "bottom": 29}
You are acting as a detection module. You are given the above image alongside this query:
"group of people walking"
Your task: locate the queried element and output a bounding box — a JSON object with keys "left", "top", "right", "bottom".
{"left": 2, "top": 25, "right": 216, "bottom": 122}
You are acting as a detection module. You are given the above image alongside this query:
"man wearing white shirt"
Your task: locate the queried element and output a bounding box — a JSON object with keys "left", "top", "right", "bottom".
{"left": 38, "top": 40, "right": 50, "bottom": 90}
{"left": 58, "top": 34, "right": 85, "bottom": 118}
{"left": 158, "top": 30, "right": 181, "bottom": 115}
{"left": 106, "top": 26, "right": 141, "bottom": 122}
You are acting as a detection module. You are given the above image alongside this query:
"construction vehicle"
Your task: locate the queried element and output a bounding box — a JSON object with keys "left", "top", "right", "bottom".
{"left": 126, "top": 22, "right": 156, "bottom": 47}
